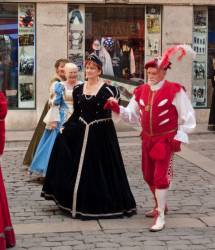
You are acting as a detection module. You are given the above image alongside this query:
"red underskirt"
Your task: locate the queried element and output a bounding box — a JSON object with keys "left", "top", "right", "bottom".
{"left": 0, "top": 167, "right": 15, "bottom": 250}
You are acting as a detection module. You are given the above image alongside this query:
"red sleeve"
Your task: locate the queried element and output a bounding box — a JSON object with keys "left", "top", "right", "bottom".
{"left": 0, "top": 92, "right": 7, "bottom": 155}
{"left": 0, "top": 92, "right": 7, "bottom": 120}
{"left": 133, "top": 84, "right": 144, "bottom": 102}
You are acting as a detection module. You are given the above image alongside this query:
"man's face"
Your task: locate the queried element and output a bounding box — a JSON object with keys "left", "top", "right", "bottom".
{"left": 56, "top": 62, "right": 66, "bottom": 80}
{"left": 147, "top": 67, "right": 166, "bottom": 85}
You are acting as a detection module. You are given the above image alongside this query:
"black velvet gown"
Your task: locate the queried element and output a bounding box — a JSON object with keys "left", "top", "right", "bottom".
{"left": 41, "top": 83, "right": 136, "bottom": 219}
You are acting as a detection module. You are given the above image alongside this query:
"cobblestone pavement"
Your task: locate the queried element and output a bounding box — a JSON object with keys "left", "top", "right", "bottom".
{"left": 2, "top": 134, "right": 215, "bottom": 250}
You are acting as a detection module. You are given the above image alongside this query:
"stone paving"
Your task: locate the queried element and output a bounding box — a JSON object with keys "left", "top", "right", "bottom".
{"left": 2, "top": 133, "right": 215, "bottom": 249}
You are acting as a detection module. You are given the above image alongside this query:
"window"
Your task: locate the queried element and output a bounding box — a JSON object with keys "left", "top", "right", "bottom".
{"left": 0, "top": 3, "right": 35, "bottom": 109}
{"left": 68, "top": 4, "right": 161, "bottom": 104}
{"left": 85, "top": 5, "right": 145, "bottom": 83}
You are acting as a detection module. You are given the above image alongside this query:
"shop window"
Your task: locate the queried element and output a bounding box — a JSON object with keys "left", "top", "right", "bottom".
{"left": 68, "top": 4, "right": 161, "bottom": 104}
{"left": 0, "top": 3, "right": 35, "bottom": 109}
{"left": 85, "top": 5, "right": 145, "bottom": 84}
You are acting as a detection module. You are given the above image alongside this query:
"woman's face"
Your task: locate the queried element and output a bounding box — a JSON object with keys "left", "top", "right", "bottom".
{"left": 85, "top": 62, "right": 101, "bottom": 79}
{"left": 66, "top": 69, "right": 78, "bottom": 83}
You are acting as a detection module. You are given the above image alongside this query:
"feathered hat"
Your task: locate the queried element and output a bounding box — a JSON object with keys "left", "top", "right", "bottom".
{"left": 145, "top": 44, "right": 196, "bottom": 70}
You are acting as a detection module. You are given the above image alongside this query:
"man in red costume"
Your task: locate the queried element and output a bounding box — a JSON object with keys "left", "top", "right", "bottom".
{"left": 0, "top": 92, "right": 16, "bottom": 249}
{"left": 104, "top": 45, "right": 196, "bottom": 231}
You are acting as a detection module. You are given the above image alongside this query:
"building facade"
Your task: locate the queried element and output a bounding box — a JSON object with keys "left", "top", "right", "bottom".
{"left": 1, "top": 0, "right": 215, "bottom": 130}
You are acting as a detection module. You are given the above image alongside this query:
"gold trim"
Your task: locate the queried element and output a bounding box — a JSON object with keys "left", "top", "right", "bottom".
{"left": 72, "top": 117, "right": 112, "bottom": 217}
{"left": 149, "top": 92, "right": 155, "bottom": 136}
{"left": 142, "top": 128, "right": 177, "bottom": 137}
{"left": 42, "top": 191, "right": 136, "bottom": 217}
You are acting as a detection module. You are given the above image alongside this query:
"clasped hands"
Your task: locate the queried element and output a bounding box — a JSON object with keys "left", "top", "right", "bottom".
{"left": 103, "top": 97, "right": 120, "bottom": 114}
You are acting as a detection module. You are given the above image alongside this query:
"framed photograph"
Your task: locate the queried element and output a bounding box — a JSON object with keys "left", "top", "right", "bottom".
{"left": 68, "top": 53, "right": 83, "bottom": 71}
{"left": 193, "top": 33, "right": 206, "bottom": 55}
{"left": 19, "top": 34, "right": 34, "bottom": 46}
{"left": 19, "top": 82, "right": 34, "bottom": 101}
{"left": 146, "top": 15, "right": 160, "bottom": 33}
{"left": 146, "top": 6, "right": 161, "bottom": 15}
{"left": 192, "top": 85, "right": 206, "bottom": 107}
{"left": 146, "top": 37, "right": 160, "bottom": 57}
{"left": 193, "top": 61, "right": 206, "bottom": 80}
{"left": 194, "top": 10, "right": 207, "bottom": 27}
{"left": 68, "top": 5, "right": 83, "bottom": 25}
{"left": 68, "top": 30, "right": 84, "bottom": 50}
{"left": 19, "top": 4, "right": 34, "bottom": 29}
{"left": 19, "top": 46, "right": 34, "bottom": 76}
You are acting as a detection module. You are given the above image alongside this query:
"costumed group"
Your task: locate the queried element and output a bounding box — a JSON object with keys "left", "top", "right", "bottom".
{"left": 0, "top": 44, "right": 197, "bottom": 249}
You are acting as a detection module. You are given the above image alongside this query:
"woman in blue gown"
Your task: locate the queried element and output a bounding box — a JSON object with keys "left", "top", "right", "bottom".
{"left": 29, "top": 63, "right": 82, "bottom": 177}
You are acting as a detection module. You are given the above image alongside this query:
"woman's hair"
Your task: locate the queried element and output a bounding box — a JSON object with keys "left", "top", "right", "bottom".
{"left": 85, "top": 60, "right": 102, "bottom": 73}
{"left": 64, "top": 63, "right": 78, "bottom": 72}
{"left": 54, "top": 58, "right": 69, "bottom": 70}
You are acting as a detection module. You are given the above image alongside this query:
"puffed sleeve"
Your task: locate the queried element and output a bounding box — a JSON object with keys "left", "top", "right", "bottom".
{"left": 173, "top": 89, "right": 196, "bottom": 143}
{"left": 119, "top": 97, "right": 140, "bottom": 124}
{"left": 62, "top": 84, "right": 81, "bottom": 131}
{"left": 0, "top": 92, "right": 7, "bottom": 156}
{"left": 105, "top": 85, "right": 121, "bottom": 123}
{"left": 43, "top": 82, "right": 64, "bottom": 129}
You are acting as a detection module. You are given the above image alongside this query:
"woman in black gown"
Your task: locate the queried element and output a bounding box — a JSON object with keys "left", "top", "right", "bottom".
{"left": 41, "top": 54, "right": 136, "bottom": 219}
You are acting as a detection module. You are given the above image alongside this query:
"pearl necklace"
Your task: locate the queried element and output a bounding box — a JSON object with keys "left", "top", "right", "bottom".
{"left": 83, "top": 80, "right": 103, "bottom": 100}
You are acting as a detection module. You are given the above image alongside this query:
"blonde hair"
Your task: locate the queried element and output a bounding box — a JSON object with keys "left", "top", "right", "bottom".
{"left": 64, "top": 63, "right": 78, "bottom": 72}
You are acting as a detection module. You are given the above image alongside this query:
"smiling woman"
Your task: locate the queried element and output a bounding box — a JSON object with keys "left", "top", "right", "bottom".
{"left": 41, "top": 54, "right": 137, "bottom": 219}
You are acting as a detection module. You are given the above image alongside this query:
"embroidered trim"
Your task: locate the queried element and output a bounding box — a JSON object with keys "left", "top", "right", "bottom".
{"left": 142, "top": 128, "right": 177, "bottom": 137}
{"left": 158, "top": 110, "right": 169, "bottom": 116}
{"left": 158, "top": 99, "right": 168, "bottom": 107}
{"left": 0, "top": 227, "right": 14, "bottom": 239}
{"left": 0, "top": 233, "right": 5, "bottom": 238}
{"left": 106, "top": 86, "right": 114, "bottom": 97}
{"left": 72, "top": 117, "right": 112, "bottom": 217}
{"left": 42, "top": 191, "right": 136, "bottom": 217}
{"left": 159, "top": 118, "right": 170, "bottom": 126}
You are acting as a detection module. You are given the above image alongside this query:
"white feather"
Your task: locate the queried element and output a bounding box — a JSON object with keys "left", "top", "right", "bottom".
{"left": 177, "top": 44, "right": 196, "bottom": 59}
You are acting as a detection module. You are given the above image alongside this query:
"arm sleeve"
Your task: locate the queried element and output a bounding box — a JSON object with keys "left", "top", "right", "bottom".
{"left": 43, "top": 82, "right": 64, "bottom": 127}
{"left": 0, "top": 92, "right": 7, "bottom": 120}
{"left": 63, "top": 86, "right": 80, "bottom": 129}
{"left": 0, "top": 92, "right": 7, "bottom": 155}
{"left": 119, "top": 96, "right": 140, "bottom": 125}
{"left": 173, "top": 89, "right": 196, "bottom": 143}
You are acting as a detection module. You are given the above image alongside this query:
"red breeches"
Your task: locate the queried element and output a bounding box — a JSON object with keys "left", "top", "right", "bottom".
{"left": 141, "top": 134, "right": 174, "bottom": 190}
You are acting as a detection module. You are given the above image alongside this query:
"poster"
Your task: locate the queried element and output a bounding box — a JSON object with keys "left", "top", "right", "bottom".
{"left": 193, "top": 61, "right": 206, "bottom": 80}
{"left": 145, "top": 6, "right": 162, "bottom": 67}
{"left": 19, "top": 4, "right": 34, "bottom": 32}
{"left": 68, "top": 5, "right": 85, "bottom": 80}
{"left": 192, "top": 85, "right": 206, "bottom": 107}
{"left": 18, "top": 3, "right": 35, "bottom": 108}
{"left": 19, "top": 46, "right": 34, "bottom": 76}
{"left": 192, "top": 7, "right": 208, "bottom": 108}
{"left": 146, "top": 6, "right": 161, "bottom": 34}
{"left": 193, "top": 33, "right": 206, "bottom": 55}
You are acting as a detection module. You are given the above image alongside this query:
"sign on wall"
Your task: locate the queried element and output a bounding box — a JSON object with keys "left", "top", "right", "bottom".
{"left": 145, "top": 6, "right": 162, "bottom": 66}
{"left": 192, "top": 6, "right": 208, "bottom": 108}
{"left": 18, "top": 3, "right": 36, "bottom": 108}
{"left": 68, "top": 5, "right": 85, "bottom": 80}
